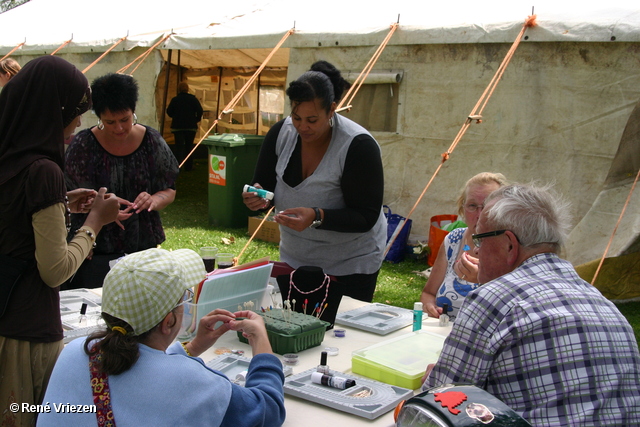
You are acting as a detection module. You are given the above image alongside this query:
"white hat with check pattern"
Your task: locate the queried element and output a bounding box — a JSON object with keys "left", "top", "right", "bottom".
{"left": 102, "top": 248, "right": 206, "bottom": 335}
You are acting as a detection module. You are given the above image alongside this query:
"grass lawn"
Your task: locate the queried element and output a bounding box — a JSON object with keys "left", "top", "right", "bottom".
{"left": 161, "top": 159, "right": 640, "bottom": 344}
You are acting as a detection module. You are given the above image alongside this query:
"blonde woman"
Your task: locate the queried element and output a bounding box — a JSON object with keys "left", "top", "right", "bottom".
{"left": 420, "top": 172, "right": 508, "bottom": 320}
{"left": 0, "top": 58, "right": 21, "bottom": 87}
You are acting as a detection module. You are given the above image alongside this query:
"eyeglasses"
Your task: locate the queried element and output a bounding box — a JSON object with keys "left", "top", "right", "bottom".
{"left": 173, "top": 288, "right": 194, "bottom": 310}
{"left": 471, "top": 230, "right": 508, "bottom": 248}
{"left": 464, "top": 203, "right": 484, "bottom": 212}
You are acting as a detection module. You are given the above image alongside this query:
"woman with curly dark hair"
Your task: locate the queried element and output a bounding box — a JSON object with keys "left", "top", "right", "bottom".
{"left": 65, "top": 73, "right": 179, "bottom": 289}
{"left": 243, "top": 61, "right": 386, "bottom": 302}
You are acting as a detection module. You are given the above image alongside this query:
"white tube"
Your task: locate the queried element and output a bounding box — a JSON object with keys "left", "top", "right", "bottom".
{"left": 343, "top": 71, "right": 403, "bottom": 85}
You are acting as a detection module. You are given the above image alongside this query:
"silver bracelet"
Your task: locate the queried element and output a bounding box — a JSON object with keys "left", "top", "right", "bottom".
{"left": 75, "top": 227, "right": 97, "bottom": 248}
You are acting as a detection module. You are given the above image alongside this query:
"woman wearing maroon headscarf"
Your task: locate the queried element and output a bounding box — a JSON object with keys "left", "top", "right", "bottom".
{"left": 0, "top": 56, "right": 119, "bottom": 426}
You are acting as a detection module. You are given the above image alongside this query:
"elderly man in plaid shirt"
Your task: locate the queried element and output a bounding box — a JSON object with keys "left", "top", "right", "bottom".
{"left": 423, "top": 183, "right": 640, "bottom": 427}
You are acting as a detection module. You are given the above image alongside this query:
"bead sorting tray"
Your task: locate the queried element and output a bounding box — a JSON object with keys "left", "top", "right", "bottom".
{"left": 59, "top": 288, "right": 102, "bottom": 314}
{"left": 284, "top": 368, "right": 413, "bottom": 419}
{"left": 206, "top": 353, "right": 292, "bottom": 385}
{"left": 334, "top": 303, "right": 413, "bottom": 335}
{"left": 60, "top": 289, "right": 105, "bottom": 343}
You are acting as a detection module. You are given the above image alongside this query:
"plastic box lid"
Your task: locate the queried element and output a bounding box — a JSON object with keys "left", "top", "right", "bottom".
{"left": 177, "top": 290, "right": 265, "bottom": 341}
{"left": 352, "top": 330, "right": 446, "bottom": 388}
{"left": 202, "top": 133, "right": 264, "bottom": 147}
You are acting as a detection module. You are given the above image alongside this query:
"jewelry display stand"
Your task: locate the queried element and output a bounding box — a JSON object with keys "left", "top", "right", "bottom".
{"left": 276, "top": 266, "right": 344, "bottom": 327}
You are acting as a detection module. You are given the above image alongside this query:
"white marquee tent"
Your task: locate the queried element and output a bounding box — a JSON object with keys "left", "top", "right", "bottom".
{"left": 2, "top": 0, "right": 640, "bottom": 272}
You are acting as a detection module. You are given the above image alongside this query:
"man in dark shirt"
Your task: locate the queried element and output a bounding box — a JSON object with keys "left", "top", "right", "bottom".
{"left": 167, "top": 82, "right": 203, "bottom": 171}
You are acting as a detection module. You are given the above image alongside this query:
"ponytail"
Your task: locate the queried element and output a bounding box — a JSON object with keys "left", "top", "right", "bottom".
{"left": 84, "top": 313, "right": 152, "bottom": 376}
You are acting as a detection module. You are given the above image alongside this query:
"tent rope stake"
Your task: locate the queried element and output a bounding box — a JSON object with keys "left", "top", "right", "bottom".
{"left": 180, "top": 28, "right": 295, "bottom": 170}
{"left": 591, "top": 167, "right": 640, "bottom": 286}
{"left": 383, "top": 14, "right": 537, "bottom": 258}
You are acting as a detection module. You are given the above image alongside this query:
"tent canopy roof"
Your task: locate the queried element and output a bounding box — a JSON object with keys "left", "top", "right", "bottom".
{"left": 1, "top": 0, "right": 640, "bottom": 68}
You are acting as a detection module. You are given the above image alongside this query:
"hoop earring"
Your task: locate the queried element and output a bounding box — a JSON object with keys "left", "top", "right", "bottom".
{"left": 329, "top": 116, "right": 334, "bottom": 128}
{"left": 97, "top": 119, "right": 104, "bottom": 131}
{"left": 133, "top": 113, "right": 138, "bottom": 125}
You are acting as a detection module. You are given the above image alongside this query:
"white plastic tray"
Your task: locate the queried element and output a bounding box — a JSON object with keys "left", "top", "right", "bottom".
{"left": 334, "top": 303, "right": 413, "bottom": 335}
{"left": 206, "top": 353, "right": 293, "bottom": 385}
{"left": 284, "top": 368, "right": 412, "bottom": 419}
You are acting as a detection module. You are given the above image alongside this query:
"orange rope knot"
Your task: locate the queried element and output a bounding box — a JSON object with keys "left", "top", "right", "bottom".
{"left": 525, "top": 15, "right": 537, "bottom": 28}
{"left": 441, "top": 152, "right": 450, "bottom": 163}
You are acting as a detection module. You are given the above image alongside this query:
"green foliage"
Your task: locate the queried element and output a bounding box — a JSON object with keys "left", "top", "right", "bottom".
{"left": 163, "top": 159, "right": 639, "bottom": 344}
{"left": 0, "top": 0, "right": 29, "bottom": 13}
{"left": 616, "top": 301, "right": 640, "bottom": 344}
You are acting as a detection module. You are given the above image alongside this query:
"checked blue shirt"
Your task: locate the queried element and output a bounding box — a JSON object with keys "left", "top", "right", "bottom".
{"left": 425, "top": 252, "right": 640, "bottom": 426}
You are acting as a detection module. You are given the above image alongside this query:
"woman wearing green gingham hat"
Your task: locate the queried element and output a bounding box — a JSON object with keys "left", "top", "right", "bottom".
{"left": 39, "top": 248, "right": 285, "bottom": 427}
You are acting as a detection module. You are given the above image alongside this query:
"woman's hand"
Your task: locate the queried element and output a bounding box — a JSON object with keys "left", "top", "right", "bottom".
{"left": 66, "top": 188, "right": 97, "bottom": 213}
{"left": 187, "top": 309, "right": 237, "bottom": 357}
{"left": 421, "top": 363, "right": 436, "bottom": 386}
{"left": 420, "top": 240, "right": 447, "bottom": 318}
{"left": 421, "top": 293, "right": 443, "bottom": 319}
{"left": 131, "top": 191, "right": 155, "bottom": 213}
{"left": 226, "top": 310, "right": 272, "bottom": 355}
{"left": 455, "top": 252, "right": 479, "bottom": 283}
{"left": 274, "top": 207, "right": 315, "bottom": 231}
{"left": 242, "top": 182, "right": 270, "bottom": 211}
{"left": 113, "top": 197, "right": 134, "bottom": 230}
{"left": 85, "top": 188, "right": 120, "bottom": 229}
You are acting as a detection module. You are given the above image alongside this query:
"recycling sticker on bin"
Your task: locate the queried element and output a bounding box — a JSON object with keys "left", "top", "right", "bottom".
{"left": 209, "top": 154, "right": 227, "bottom": 186}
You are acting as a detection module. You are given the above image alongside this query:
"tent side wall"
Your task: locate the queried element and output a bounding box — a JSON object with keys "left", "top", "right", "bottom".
{"left": 285, "top": 42, "right": 640, "bottom": 258}
{"left": 5, "top": 36, "right": 640, "bottom": 267}
{"left": 5, "top": 49, "right": 164, "bottom": 134}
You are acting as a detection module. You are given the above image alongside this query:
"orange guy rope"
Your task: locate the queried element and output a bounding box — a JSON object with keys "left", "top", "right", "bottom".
{"left": 180, "top": 28, "right": 295, "bottom": 169}
{"left": 235, "top": 206, "right": 276, "bottom": 265}
{"left": 1, "top": 42, "right": 25, "bottom": 61}
{"left": 82, "top": 37, "right": 127, "bottom": 74}
{"left": 384, "top": 15, "right": 537, "bottom": 257}
{"left": 591, "top": 168, "right": 640, "bottom": 286}
{"left": 50, "top": 39, "right": 72, "bottom": 55}
{"left": 337, "top": 23, "right": 399, "bottom": 112}
{"left": 117, "top": 33, "right": 173, "bottom": 75}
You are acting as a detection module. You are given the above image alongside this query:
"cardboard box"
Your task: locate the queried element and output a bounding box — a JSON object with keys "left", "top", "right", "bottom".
{"left": 248, "top": 216, "right": 280, "bottom": 243}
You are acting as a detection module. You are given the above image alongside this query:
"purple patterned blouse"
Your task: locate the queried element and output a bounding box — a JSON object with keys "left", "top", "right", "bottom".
{"left": 65, "top": 126, "right": 179, "bottom": 254}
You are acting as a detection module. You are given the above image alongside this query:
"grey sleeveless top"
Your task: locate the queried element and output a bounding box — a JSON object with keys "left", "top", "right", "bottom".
{"left": 274, "top": 114, "right": 386, "bottom": 276}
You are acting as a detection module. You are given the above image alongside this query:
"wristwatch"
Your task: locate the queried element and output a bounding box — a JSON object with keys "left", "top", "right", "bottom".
{"left": 309, "top": 207, "right": 323, "bottom": 229}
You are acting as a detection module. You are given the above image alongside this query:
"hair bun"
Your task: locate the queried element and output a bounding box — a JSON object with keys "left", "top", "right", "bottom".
{"left": 309, "top": 61, "right": 350, "bottom": 101}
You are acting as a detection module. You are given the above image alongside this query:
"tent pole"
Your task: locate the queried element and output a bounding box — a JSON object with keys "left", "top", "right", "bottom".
{"left": 215, "top": 67, "right": 223, "bottom": 134}
{"left": 177, "top": 50, "right": 182, "bottom": 90}
{"left": 160, "top": 49, "right": 172, "bottom": 139}
{"left": 256, "top": 73, "right": 261, "bottom": 134}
